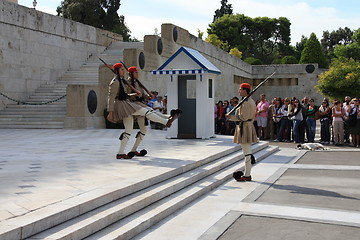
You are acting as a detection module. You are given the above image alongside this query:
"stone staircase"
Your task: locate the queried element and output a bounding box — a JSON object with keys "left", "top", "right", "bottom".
{"left": 0, "top": 142, "right": 278, "bottom": 240}
{"left": 0, "top": 42, "right": 144, "bottom": 129}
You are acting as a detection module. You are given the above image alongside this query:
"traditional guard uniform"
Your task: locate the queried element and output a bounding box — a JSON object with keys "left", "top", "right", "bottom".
{"left": 107, "top": 63, "right": 177, "bottom": 159}
{"left": 227, "top": 83, "right": 258, "bottom": 181}
{"left": 126, "top": 66, "right": 169, "bottom": 157}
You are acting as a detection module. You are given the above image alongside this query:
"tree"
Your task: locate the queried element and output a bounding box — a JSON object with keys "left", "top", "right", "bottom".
{"left": 244, "top": 57, "right": 262, "bottom": 65}
{"left": 281, "top": 56, "right": 298, "bottom": 64}
{"left": 197, "top": 29, "right": 204, "bottom": 39}
{"left": 207, "top": 14, "right": 292, "bottom": 64}
{"left": 56, "top": 0, "right": 132, "bottom": 41}
{"left": 334, "top": 28, "right": 360, "bottom": 60}
{"left": 316, "top": 58, "right": 360, "bottom": 100}
{"left": 300, "top": 33, "right": 328, "bottom": 68}
{"left": 334, "top": 44, "right": 360, "bottom": 60}
{"left": 353, "top": 28, "right": 360, "bottom": 44}
{"left": 229, "top": 47, "right": 242, "bottom": 59}
{"left": 294, "top": 35, "right": 308, "bottom": 60}
{"left": 213, "top": 0, "right": 233, "bottom": 23}
{"left": 205, "top": 34, "right": 229, "bottom": 51}
{"left": 321, "top": 27, "right": 353, "bottom": 60}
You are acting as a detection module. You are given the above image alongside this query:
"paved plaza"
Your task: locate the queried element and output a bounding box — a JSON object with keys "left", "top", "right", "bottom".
{"left": 1, "top": 129, "right": 360, "bottom": 239}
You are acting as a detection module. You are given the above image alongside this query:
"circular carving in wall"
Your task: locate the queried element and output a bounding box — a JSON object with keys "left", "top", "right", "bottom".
{"left": 157, "top": 38, "right": 163, "bottom": 55}
{"left": 173, "top": 27, "right": 178, "bottom": 42}
{"left": 305, "top": 64, "right": 315, "bottom": 73}
{"left": 87, "top": 90, "right": 97, "bottom": 114}
{"left": 139, "top": 52, "right": 145, "bottom": 69}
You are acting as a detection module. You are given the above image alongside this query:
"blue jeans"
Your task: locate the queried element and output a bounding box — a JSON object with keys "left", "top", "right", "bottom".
{"left": 306, "top": 118, "right": 316, "bottom": 143}
{"left": 293, "top": 119, "right": 301, "bottom": 143}
{"left": 320, "top": 118, "right": 331, "bottom": 142}
{"left": 276, "top": 118, "right": 289, "bottom": 141}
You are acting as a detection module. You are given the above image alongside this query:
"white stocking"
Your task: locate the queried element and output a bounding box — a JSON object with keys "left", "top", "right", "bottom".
{"left": 133, "top": 108, "right": 168, "bottom": 125}
{"left": 131, "top": 116, "right": 147, "bottom": 152}
{"left": 242, "top": 143, "right": 252, "bottom": 177}
{"left": 118, "top": 116, "right": 134, "bottom": 154}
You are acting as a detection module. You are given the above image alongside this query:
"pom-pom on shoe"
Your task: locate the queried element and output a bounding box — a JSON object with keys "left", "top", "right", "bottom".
{"left": 139, "top": 149, "right": 147, "bottom": 156}
{"left": 233, "top": 170, "right": 244, "bottom": 181}
{"left": 170, "top": 109, "right": 182, "bottom": 119}
{"left": 175, "top": 109, "right": 182, "bottom": 117}
{"left": 170, "top": 109, "right": 176, "bottom": 116}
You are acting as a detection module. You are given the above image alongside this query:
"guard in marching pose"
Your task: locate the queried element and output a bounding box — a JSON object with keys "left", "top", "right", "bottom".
{"left": 107, "top": 63, "right": 179, "bottom": 159}
{"left": 126, "top": 66, "right": 179, "bottom": 158}
{"left": 226, "top": 83, "right": 258, "bottom": 181}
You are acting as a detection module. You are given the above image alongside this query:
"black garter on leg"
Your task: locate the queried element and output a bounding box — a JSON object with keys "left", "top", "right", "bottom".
{"left": 119, "top": 132, "right": 131, "bottom": 141}
{"left": 245, "top": 154, "right": 256, "bottom": 164}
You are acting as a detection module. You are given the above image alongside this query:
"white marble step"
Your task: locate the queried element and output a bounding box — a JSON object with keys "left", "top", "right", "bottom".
{"left": 85, "top": 145, "right": 278, "bottom": 240}
{"left": 0, "top": 142, "right": 244, "bottom": 239}
{"left": 25, "top": 144, "right": 276, "bottom": 240}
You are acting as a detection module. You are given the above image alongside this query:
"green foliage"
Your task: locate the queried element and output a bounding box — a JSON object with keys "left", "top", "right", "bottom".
{"left": 207, "top": 14, "right": 291, "bottom": 64}
{"left": 281, "top": 56, "right": 298, "bottom": 64}
{"left": 244, "top": 57, "right": 263, "bottom": 65}
{"left": 321, "top": 27, "right": 354, "bottom": 61}
{"left": 316, "top": 58, "right": 360, "bottom": 99}
{"left": 295, "top": 35, "right": 308, "bottom": 60}
{"left": 197, "top": 29, "right": 204, "bottom": 39}
{"left": 205, "top": 34, "right": 230, "bottom": 51}
{"left": 300, "top": 33, "right": 328, "bottom": 68}
{"left": 353, "top": 28, "right": 360, "bottom": 44}
{"left": 334, "top": 43, "right": 360, "bottom": 60}
{"left": 229, "top": 47, "right": 242, "bottom": 59}
{"left": 333, "top": 28, "right": 360, "bottom": 60}
{"left": 56, "top": 0, "right": 131, "bottom": 41}
{"left": 213, "top": 0, "right": 233, "bottom": 22}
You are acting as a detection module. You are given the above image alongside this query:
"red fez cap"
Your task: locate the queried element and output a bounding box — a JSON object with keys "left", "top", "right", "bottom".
{"left": 128, "top": 66, "right": 137, "bottom": 73}
{"left": 240, "top": 83, "right": 251, "bottom": 89}
{"left": 113, "top": 63, "right": 123, "bottom": 70}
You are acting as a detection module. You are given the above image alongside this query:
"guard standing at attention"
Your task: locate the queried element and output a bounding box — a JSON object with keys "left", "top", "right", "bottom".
{"left": 226, "top": 83, "right": 258, "bottom": 181}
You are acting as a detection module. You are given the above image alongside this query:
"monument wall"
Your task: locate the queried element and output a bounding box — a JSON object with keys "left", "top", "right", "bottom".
{"left": 0, "top": 0, "right": 122, "bottom": 110}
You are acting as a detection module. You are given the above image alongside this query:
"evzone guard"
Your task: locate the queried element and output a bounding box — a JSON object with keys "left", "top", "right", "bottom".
{"left": 107, "top": 63, "right": 181, "bottom": 159}
{"left": 226, "top": 83, "right": 258, "bottom": 181}
{"left": 126, "top": 66, "right": 181, "bottom": 158}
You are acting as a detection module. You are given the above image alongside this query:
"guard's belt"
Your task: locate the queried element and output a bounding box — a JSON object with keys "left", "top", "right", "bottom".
{"left": 235, "top": 119, "right": 252, "bottom": 125}
{"left": 236, "top": 119, "right": 252, "bottom": 137}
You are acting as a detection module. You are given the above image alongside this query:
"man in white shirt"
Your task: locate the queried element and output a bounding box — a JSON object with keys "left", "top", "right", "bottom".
{"left": 152, "top": 96, "right": 164, "bottom": 129}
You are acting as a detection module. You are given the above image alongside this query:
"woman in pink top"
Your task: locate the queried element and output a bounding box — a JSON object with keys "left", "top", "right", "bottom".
{"left": 256, "top": 94, "right": 269, "bottom": 140}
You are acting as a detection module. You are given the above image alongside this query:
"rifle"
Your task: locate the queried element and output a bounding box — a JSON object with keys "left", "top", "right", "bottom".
{"left": 99, "top": 58, "right": 141, "bottom": 96}
{"left": 226, "top": 71, "right": 276, "bottom": 116}
{"left": 119, "top": 61, "right": 155, "bottom": 99}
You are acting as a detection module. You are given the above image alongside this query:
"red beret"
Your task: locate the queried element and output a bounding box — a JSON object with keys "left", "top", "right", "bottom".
{"left": 113, "top": 63, "right": 123, "bottom": 70}
{"left": 128, "top": 66, "right": 138, "bottom": 73}
{"left": 240, "top": 83, "right": 251, "bottom": 89}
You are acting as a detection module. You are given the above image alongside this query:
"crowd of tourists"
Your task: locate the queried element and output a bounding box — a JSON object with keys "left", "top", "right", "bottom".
{"left": 215, "top": 94, "right": 360, "bottom": 148}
